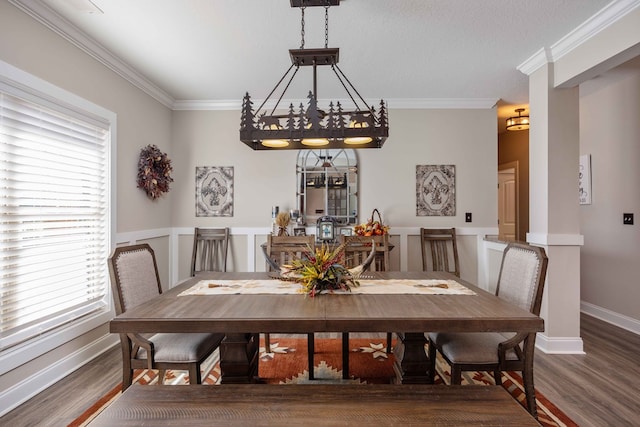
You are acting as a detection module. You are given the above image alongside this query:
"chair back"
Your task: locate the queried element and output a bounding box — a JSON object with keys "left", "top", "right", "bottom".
{"left": 340, "top": 234, "right": 390, "bottom": 271}
{"left": 190, "top": 227, "right": 229, "bottom": 276}
{"left": 108, "top": 244, "right": 162, "bottom": 315}
{"left": 265, "top": 235, "right": 315, "bottom": 271}
{"left": 495, "top": 242, "right": 548, "bottom": 315}
{"left": 420, "top": 228, "right": 460, "bottom": 277}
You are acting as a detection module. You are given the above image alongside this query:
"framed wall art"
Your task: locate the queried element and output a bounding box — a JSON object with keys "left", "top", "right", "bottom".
{"left": 196, "top": 166, "right": 234, "bottom": 217}
{"left": 579, "top": 154, "right": 592, "bottom": 205}
{"left": 416, "top": 165, "right": 456, "bottom": 216}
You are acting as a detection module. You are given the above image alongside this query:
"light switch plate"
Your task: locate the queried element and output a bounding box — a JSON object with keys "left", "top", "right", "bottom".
{"left": 623, "top": 213, "right": 634, "bottom": 225}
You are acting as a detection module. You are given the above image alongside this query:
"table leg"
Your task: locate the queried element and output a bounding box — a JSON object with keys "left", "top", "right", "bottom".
{"left": 342, "top": 332, "right": 349, "bottom": 379}
{"left": 522, "top": 333, "right": 539, "bottom": 418}
{"left": 392, "top": 332, "right": 432, "bottom": 384}
{"left": 219, "top": 333, "right": 259, "bottom": 384}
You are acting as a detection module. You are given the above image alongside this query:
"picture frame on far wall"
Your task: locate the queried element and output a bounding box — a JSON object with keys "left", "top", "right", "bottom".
{"left": 293, "top": 227, "right": 306, "bottom": 236}
{"left": 195, "top": 166, "right": 234, "bottom": 217}
{"left": 579, "top": 154, "right": 592, "bottom": 205}
{"left": 416, "top": 164, "right": 456, "bottom": 216}
{"left": 340, "top": 227, "right": 353, "bottom": 236}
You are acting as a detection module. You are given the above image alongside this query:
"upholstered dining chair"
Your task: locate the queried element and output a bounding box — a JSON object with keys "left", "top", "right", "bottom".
{"left": 427, "top": 242, "right": 548, "bottom": 414}
{"left": 190, "top": 227, "right": 229, "bottom": 276}
{"left": 420, "top": 228, "right": 460, "bottom": 277}
{"left": 263, "top": 234, "right": 316, "bottom": 375}
{"left": 340, "top": 234, "right": 393, "bottom": 365}
{"left": 108, "top": 244, "right": 225, "bottom": 391}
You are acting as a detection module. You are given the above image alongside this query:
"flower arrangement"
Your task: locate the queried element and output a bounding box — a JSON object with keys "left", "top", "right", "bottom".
{"left": 353, "top": 208, "right": 389, "bottom": 236}
{"left": 284, "top": 242, "right": 359, "bottom": 297}
{"left": 137, "top": 144, "right": 173, "bottom": 200}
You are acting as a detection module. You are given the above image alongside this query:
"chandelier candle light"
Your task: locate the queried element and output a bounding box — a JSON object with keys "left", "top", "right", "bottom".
{"left": 239, "top": 0, "right": 389, "bottom": 150}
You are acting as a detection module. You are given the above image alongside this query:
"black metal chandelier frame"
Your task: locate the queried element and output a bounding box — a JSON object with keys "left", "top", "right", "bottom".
{"left": 239, "top": 0, "right": 389, "bottom": 150}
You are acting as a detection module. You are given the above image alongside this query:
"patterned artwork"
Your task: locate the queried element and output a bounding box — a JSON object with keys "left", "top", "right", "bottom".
{"left": 196, "top": 166, "right": 234, "bottom": 217}
{"left": 416, "top": 165, "right": 456, "bottom": 216}
{"left": 579, "top": 154, "right": 592, "bottom": 205}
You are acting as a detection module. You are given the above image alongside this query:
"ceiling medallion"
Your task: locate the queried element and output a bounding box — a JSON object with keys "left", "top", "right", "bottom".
{"left": 239, "top": 0, "right": 389, "bottom": 150}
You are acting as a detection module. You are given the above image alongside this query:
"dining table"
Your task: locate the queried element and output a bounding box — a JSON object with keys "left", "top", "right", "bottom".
{"left": 109, "top": 271, "right": 544, "bottom": 417}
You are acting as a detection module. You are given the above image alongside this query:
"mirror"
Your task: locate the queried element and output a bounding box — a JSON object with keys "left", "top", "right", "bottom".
{"left": 296, "top": 149, "right": 358, "bottom": 227}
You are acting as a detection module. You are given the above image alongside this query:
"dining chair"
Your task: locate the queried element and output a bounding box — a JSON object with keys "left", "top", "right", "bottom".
{"left": 341, "top": 234, "right": 390, "bottom": 272}
{"left": 264, "top": 234, "right": 315, "bottom": 272}
{"left": 108, "top": 243, "right": 225, "bottom": 391}
{"left": 340, "top": 234, "right": 393, "bottom": 372}
{"left": 420, "top": 227, "right": 460, "bottom": 277}
{"left": 427, "top": 242, "right": 548, "bottom": 414}
{"left": 263, "top": 234, "right": 317, "bottom": 376}
{"left": 190, "top": 227, "right": 229, "bottom": 276}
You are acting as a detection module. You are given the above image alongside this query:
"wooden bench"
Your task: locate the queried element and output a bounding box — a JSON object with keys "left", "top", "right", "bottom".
{"left": 89, "top": 384, "right": 540, "bottom": 426}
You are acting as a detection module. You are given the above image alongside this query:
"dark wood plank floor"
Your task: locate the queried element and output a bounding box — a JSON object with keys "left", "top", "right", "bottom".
{"left": 1, "top": 314, "right": 638, "bottom": 426}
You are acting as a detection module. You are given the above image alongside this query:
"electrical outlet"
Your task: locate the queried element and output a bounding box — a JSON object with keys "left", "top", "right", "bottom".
{"left": 623, "top": 213, "right": 634, "bottom": 225}
{"left": 465, "top": 212, "right": 472, "bottom": 223}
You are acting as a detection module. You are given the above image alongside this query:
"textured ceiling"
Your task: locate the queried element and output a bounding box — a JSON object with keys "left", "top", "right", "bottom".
{"left": 36, "top": 0, "right": 615, "bottom": 128}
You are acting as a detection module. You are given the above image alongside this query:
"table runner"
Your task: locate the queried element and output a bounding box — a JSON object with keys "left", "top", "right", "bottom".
{"left": 178, "top": 278, "right": 476, "bottom": 296}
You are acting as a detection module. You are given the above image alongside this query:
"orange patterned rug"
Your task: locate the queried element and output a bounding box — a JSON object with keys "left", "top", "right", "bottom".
{"left": 69, "top": 337, "right": 577, "bottom": 426}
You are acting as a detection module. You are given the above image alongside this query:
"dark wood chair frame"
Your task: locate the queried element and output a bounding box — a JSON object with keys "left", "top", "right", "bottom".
{"left": 420, "top": 227, "right": 460, "bottom": 277}
{"left": 339, "top": 234, "right": 393, "bottom": 377}
{"left": 427, "top": 242, "right": 548, "bottom": 415}
{"left": 190, "top": 227, "right": 229, "bottom": 276}
{"left": 263, "top": 234, "right": 317, "bottom": 378}
{"left": 109, "top": 243, "right": 223, "bottom": 391}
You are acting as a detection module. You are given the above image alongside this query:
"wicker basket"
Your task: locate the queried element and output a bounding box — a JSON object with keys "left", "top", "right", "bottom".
{"left": 354, "top": 208, "right": 389, "bottom": 236}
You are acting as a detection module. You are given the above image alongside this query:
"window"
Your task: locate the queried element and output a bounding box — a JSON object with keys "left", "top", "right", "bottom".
{"left": 0, "top": 61, "right": 113, "bottom": 355}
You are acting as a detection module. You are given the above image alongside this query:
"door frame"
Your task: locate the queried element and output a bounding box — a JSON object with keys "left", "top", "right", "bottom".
{"left": 498, "top": 160, "right": 520, "bottom": 241}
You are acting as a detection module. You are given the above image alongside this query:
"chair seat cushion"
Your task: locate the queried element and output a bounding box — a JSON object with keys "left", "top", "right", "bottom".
{"left": 428, "top": 332, "right": 518, "bottom": 365}
{"left": 136, "top": 333, "right": 224, "bottom": 363}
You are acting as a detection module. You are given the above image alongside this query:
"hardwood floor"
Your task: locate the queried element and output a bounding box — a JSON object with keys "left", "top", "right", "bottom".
{"left": 1, "top": 314, "right": 638, "bottom": 426}
{"left": 533, "top": 314, "right": 640, "bottom": 426}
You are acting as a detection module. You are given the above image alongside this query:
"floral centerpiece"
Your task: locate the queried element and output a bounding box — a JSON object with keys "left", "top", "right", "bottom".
{"left": 283, "top": 242, "right": 360, "bottom": 297}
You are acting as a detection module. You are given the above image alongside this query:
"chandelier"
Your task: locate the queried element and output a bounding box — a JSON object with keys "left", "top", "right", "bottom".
{"left": 240, "top": 0, "right": 389, "bottom": 150}
{"left": 506, "top": 108, "right": 530, "bottom": 131}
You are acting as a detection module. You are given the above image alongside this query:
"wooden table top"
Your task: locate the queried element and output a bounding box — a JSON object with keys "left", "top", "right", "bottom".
{"left": 88, "top": 384, "right": 540, "bottom": 426}
{"left": 110, "top": 271, "right": 544, "bottom": 335}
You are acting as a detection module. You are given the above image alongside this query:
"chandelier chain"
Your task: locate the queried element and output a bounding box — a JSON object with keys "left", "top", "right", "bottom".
{"left": 324, "top": 3, "right": 329, "bottom": 48}
{"left": 300, "top": 6, "right": 306, "bottom": 49}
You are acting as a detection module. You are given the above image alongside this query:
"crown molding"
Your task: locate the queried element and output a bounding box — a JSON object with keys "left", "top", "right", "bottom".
{"left": 518, "top": 0, "right": 640, "bottom": 76}
{"left": 173, "top": 97, "right": 499, "bottom": 111}
{"left": 550, "top": 0, "right": 640, "bottom": 62}
{"left": 9, "top": 0, "right": 175, "bottom": 108}
{"left": 517, "top": 48, "right": 553, "bottom": 76}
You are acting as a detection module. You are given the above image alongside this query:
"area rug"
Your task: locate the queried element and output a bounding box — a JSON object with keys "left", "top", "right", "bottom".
{"left": 69, "top": 337, "right": 577, "bottom": 427}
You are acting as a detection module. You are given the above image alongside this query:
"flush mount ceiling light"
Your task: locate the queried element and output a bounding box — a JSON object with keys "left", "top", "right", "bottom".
{"left": 239, "top": 0, "right": 389, "bottom": 150}
{"left": 506, "top": 108, "right": 530, "bottom": 131}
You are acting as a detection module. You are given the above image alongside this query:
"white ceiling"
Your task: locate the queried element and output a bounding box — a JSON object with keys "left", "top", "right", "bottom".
{"left": 29, "top": 0, "right": 618, "bottom": 130}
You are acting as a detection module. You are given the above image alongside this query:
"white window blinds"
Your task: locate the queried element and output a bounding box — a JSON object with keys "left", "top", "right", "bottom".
{"left": 0, "top": 90, "right": 110, "bottom": 350}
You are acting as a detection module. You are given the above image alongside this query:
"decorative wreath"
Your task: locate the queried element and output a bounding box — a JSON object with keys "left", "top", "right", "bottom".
{"left": 136, "top": 144, "right": 173, "bottom": 200}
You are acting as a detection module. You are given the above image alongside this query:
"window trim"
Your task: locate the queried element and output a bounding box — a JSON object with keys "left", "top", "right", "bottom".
{"left": 0, "top": 59, "right": 116, "bottom": 374}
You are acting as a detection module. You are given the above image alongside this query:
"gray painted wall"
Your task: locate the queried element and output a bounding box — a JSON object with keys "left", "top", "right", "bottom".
{"left": 579, "top": 59, "right": 640, "bottom": 322}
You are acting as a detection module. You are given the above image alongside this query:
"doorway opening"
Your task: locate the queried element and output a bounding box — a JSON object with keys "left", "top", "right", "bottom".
{"left": 498, "top": 161, "right": 519, "bottom": 241}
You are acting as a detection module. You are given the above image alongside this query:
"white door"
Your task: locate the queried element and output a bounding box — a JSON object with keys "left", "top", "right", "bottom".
{"left": 498, "top": 167, "right": 517, "bottom": 240}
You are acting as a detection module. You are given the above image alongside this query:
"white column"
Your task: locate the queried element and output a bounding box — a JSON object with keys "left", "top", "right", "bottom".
{"left": 527, "top": 62, "right": 584, "bottom": 354}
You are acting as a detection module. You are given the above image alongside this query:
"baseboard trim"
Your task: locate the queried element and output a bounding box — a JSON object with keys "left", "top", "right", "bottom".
{"left": 0, "top": 334, "right": 118, "bottom": 417}
{"left": 581, "top": 301, "right": 640, "bottom": 335}
{"left": 535, "top": 334, "right": 585, "bottom": 354}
